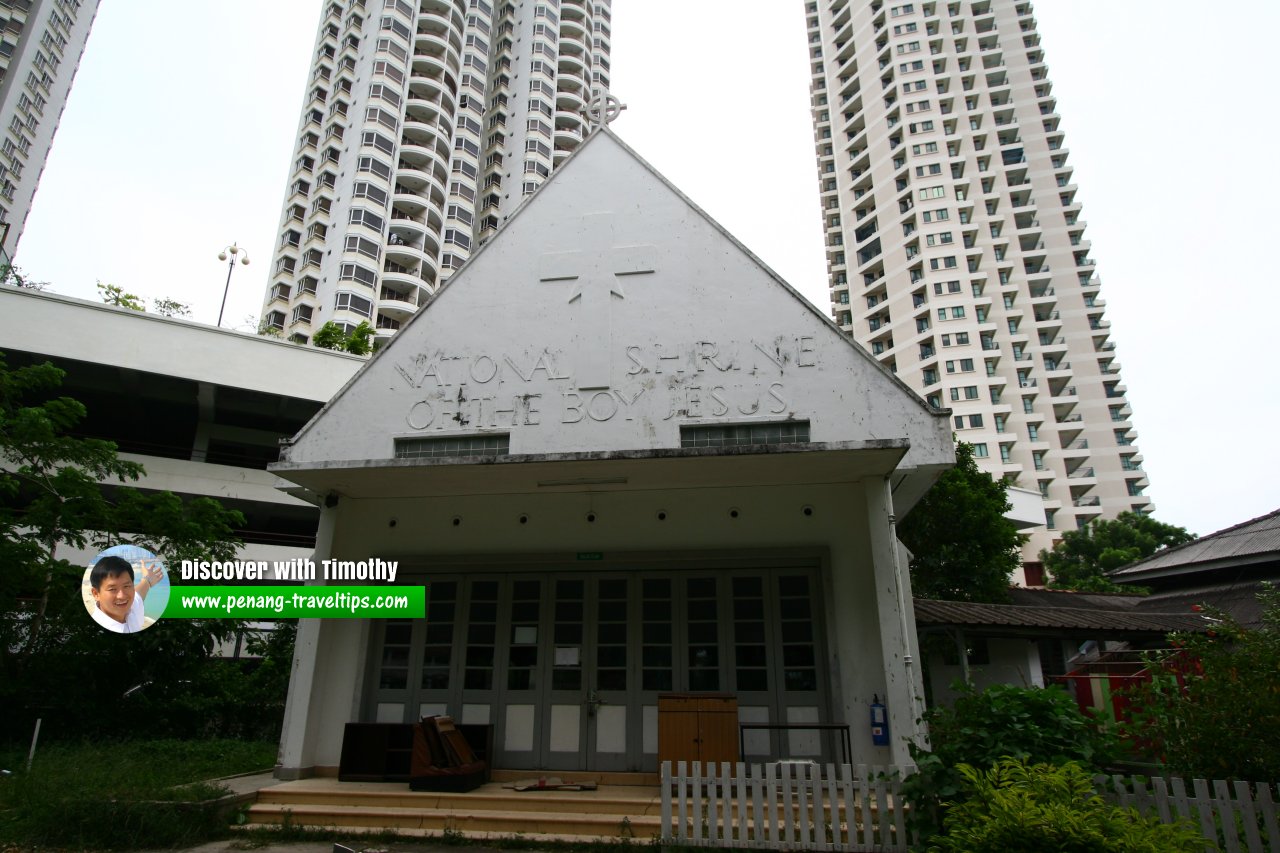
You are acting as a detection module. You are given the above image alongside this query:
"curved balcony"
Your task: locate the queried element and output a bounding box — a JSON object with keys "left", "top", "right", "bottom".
{"left": 415, "top": 29, "right": 461, "bottom": 66}
{"left": 557, "top": 87, "right": 589, "bottom": 116}
{"left": 411, "top": 50, "right": 456, "bottom": 83}
{"left": 378, "top": 288, "right": 420, "bottom": 322}
{"left": 386, "top": 235, "right": 430, "bottom": 265}
{"left": 399, "top": 140, "right": 446, "bottom": 174}
{"left": 555, "top": 108, "right": 589, "bottom": 137}
{"left": 558, "top": 27, "right": 591, "bottom": 57}
{"left": 560, "top": 17, "right": 589, "bottom": 41}
{"left": 558, "top": 51, "right": 590, "bottom": 79}
{"left": 381, "top": 263, "right": 426, "bottom": 292}
{"left": 389, "top": 211, "right": 428, "bottom": 241}
{"left": 398, "top": 153, "right": 448, "bottom": 189}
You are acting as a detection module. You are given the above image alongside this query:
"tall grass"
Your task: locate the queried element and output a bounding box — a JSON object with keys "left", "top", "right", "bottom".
{"left": 0, "top": 739, "right": 276, "bottom": 849}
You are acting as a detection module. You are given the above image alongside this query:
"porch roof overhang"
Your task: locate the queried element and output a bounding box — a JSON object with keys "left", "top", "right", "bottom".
{"left": 269, "top": 439, "right": 933, "bottom": 502}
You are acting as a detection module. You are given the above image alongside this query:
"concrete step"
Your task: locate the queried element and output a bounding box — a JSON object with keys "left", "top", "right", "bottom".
{"left": 255, "top": 783, "right": 661, "bottom": 816}
{"left": 246, "top": 802, "right": 660, "bottom": 839}
{"left": 490, "top": 768, "right": 661, "bottom": 786}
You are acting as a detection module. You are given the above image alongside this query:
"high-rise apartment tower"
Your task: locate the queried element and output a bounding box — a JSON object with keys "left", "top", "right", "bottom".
{"left": 0, "top": 0, "right": 100, "bottom": 262}
{"left": 261, "top": 0, "right": 611, "bottom": 343}
{"left": 805, "top": 0, "right": 1150, "bottom": 561}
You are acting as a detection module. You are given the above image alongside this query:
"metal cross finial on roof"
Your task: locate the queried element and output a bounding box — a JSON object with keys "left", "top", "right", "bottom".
{"left": 587, "top": 89, "right": 626, "bottom": 127}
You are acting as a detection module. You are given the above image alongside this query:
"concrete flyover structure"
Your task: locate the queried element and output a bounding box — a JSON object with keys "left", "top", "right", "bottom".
{"left": 270, "top": 129, "right": 955, "bottom": 776}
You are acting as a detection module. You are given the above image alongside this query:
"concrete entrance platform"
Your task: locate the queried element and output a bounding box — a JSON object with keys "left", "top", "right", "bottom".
{"left": 244, "top": 774, "right": 663, "bottom": 842}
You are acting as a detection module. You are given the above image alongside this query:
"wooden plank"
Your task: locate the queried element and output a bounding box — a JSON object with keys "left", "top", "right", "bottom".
{"left": 722, "top": 762, "right": 735, "bottom": 845}
{"left": 1170, "top": 776, "right": 1192, "bottom": 823}
{"left": 823, "top": 762, "right": 839, "bottom": 850}
{"left": 839, "top": 763, "right": 856, "bottom": 850}
{"left": 1214, "top": 779, "right": 1241, "bottom": 853}
{"left": 809, "top": 763, "right": 826, "bottom": 849}
{"left": 747, "top": 758, "right": 757, "bottom": 840}
{"left": 857, "top": 763, "right": 874, "bottom": 849}
{"left": 1111, "top": 773, "right": 1132, "bottom": 809}
{"left": 1192, "top": 778, "right": 1217, "bottom": 844}
{"left": 781, "top": 759, "right": 795, "bottom": 844}
{"left": 1256, "top": 784, "right": 1279, "bottom": 853}
{"left": 676, "top": 760, "right": 688, "bottom": 842}
{"left": 1129, "top": 776, "right": 1152, "bottom": 819}
{"left": 1233, "top": 780, "right": 1263, "bottom": 853}
{"left": 793, "top": 758, "right": 814, "bottom": 845}
{"left": 705, "top": 761, "right": 717, "bottom": 844}
{"left": 873, "top": 772, "right": 889, "bottom": 847}
{"left": 764, "top": 760, "right": 778, "bottom": 845}
{"left": 890, "top": 773, "right": 908, "bottom": 852}
{"left": 733, "top": 762, "right": 746, "bottom": 847}
{"left": 1152, "top": 776, "right": 1174, "bottom": 825}
{"left": 661, "top": 761, "right": 672, "bottom": 841}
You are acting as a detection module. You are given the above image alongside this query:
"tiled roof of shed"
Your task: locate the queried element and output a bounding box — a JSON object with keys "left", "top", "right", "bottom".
{"left": 912, "top": 598, "right": 1206, "bottom": 635}
{"left": 1111, "top": 508, "right": 1280, "bottom": 578}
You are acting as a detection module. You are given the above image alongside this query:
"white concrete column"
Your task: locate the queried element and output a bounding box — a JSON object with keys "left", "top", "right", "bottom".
{"left": 275, "top": 501, "right": 338, "bottom": 779}
{"left": 864, "top": 477, "right": 927, "bottom": 764}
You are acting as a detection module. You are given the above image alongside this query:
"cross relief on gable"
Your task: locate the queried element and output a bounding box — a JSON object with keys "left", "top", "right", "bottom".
{"left": 538, "top": 212, "right": 656, "bottom": 390}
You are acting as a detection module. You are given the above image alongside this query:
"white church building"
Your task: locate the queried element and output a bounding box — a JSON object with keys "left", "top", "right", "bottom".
{"left": 270, "top": 129, "right": 954, "bottom": 776}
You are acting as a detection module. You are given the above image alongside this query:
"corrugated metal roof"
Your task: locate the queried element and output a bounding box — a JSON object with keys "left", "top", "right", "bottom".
{"left": 913, "top": 598, "right": 1206, "bottom": 634}
{"left": 1112, "top": 508, "right": 1280, "bottom": 577}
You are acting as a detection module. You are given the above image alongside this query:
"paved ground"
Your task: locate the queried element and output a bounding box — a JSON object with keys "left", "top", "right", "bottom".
{"left": 162, "top": 843, "right": 507, "bottom": 853}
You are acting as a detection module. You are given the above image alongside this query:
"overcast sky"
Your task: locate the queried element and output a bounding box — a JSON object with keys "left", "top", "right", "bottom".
{"left": 15, "top": 1, "right": 1280, "bottom": 538}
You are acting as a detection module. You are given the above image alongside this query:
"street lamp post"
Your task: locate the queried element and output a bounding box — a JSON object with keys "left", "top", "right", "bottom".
{"left": 216, "top": 243, "right": 250, "bottom": 327}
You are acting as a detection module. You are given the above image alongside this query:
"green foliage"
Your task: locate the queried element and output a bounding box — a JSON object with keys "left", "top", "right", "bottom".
{"left": 927, "top": 758, "right": 1204, "bottom": 853}
{"left": 152, "top": 297, "right": 191, "bottom": 318}
{"left": 96, "top": 280, "right": 145, "bottom": 311}
{"left": 903, "top": 683, "right": 1120, "bottom": 841}
{"left": 898, "top": 441, "right": 1025, "bottom": 603}
{"left": 0, "top": 739, "right": 276, "bottom": 849}
{"left": 0, "top": 353, "right": 263, "bottom": 742}
{"left": 346, "top": 319, "right": 374, "bottom": 355}
{"left": 1043, "top": 511, "right": 1194, "bottom": 592}
{"left": 312, "top": 320, "right": 375, "bottom": 354}
{"left": 0, "top": 263, "right": 49, "bottom": 290}
{"left": 311, "top": 320, "right": 347, "bottom": 350}
{"left": 1123, "top": 584, "right": 1280, "bottom": 781}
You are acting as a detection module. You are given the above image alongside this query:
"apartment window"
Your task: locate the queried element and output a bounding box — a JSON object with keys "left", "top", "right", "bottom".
{"left": 908, "top": 121, "right": 935, "bottom": 133}
{"left": 972, "top": 443, "right": 989, "bottom": 458}
{"left": 348, "top": 208, "right": 384, "bottom": 233}
{"left": 929, "top": 256, "right": 958, "bottom": 270}
{"left": 344, "top": 235, "right": 381, "bottom": 260}
{"left": 290, "top": 304, "right": 314, "bottom": 325}
{"left": 334, "top": 290, "right": 374, "bottom": 317}
{"left": 338, "top": 262, "right": 378, "bottom": 288}
{"left": 352, "top": 181, "right": 388, "bottom": 206}
{"left": 1028, "top": 424, "right": 1039, "bottom": 441}
{"left": 1023, "top": 398, "right": 1035, "bottom": 414}
{"left": 918, "top": 186, "right": 946, "bottom": 200}
{"left": 899, "top": 59, "right": 925, "bottom": 73}
{"left": 968, "top": 414, "right": 983, "bottom": 428}
{"left": 896, "top": 41, "right": 921, "bottom": 55}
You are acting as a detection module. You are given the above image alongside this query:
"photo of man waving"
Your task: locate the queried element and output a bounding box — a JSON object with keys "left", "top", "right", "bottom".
{"left": 85, "top": 551, "right": 166, "bottom": 634}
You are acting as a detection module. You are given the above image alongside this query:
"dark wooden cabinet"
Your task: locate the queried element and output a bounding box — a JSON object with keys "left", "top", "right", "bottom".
{"left": 657, "top": 693, "right": 739, "bottom": 768}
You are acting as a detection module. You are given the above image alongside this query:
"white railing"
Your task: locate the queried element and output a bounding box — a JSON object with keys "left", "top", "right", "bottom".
{"left": 660, "top": 761, "right": 916, "bottom": 852}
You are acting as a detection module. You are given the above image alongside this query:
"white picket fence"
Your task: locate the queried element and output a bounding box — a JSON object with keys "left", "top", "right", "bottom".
{"left": 1094, "top": 774, "right": 1280, "bottom": 853}
{"left": 659, "top": 761, "right": 916, "bottom": 852}
{"left": 658, "top": 761, "right": 1280, "bottom": 853}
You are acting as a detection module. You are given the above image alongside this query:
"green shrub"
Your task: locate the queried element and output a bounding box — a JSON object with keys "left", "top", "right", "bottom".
{"left": 902, "top": 682, "right": 1120, "bottom": 840}
{"left": 1123, "top": 583, "right": 1280, "bottom": 781}
{"left": 928, "top": 758, "right": 1203, "bottom": 853}
{"left": 0, "top": 739, "right": 276, "bottom": 849}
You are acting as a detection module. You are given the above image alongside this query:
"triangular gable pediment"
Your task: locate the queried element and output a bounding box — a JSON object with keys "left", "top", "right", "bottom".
{"left": 276, "top": 130, "right": 951, "bottom": 476}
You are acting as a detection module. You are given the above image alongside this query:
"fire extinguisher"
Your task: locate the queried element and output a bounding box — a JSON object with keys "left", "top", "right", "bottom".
{"left": 870, "top": 694, "right": 889, "bottom": 746}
